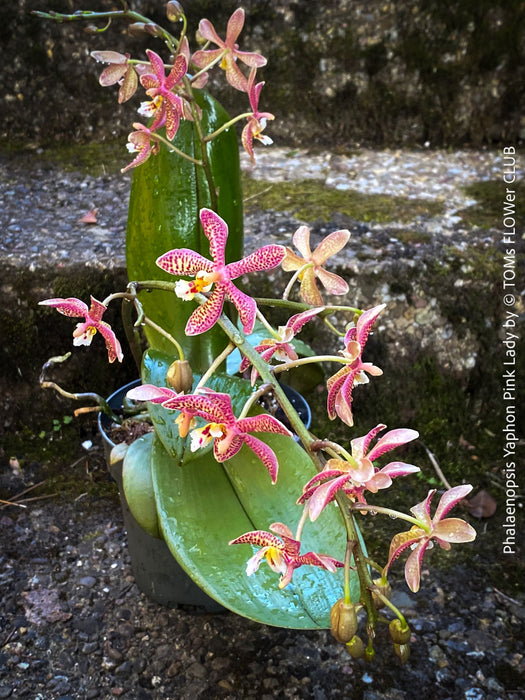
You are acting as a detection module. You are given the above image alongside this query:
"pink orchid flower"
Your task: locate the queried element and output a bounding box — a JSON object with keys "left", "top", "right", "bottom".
{"left": 39, "top": 296, "right": 123, "bottom": 363}
{"left": 126, "top": 384, "right": 197, "bottom": 437}
{"left": 128, "top": 386, "right": 291, "bottom": 482}
{"left": 138, "top": 49, "right": 187, "bottom": 139}
{"left": 156, "top": 208, "right": 286, "bottom": 336}
{"left": 326, "top": 304, "right": 385, "bottom": 427}
{"left": 299, "top": 424, "right": 420, "bottom": 520}
{"left": 91, "top": 51, "right": 138, "bottom": 103}
{"left": 239, "top": 307, "right": 324, "bottom": 384}
{"left": 192, "top": 8, "right": 267, "bottom": 92}
{"left": 281, "top": 226, "right": 350, "bottom": 306}
{"left": 385, "top": 485, "right": 476, "bottom": 592}
{"left": 229, "top": 522, "right": 343, "bottom": 589}
{"left": 122, "top": 123, "right": 160, "bottom": 173}
{"left": 242, "top": 68, "right": 274, "bottom": 164}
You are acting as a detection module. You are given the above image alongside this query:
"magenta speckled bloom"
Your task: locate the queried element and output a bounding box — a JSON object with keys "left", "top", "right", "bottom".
{"left": 164, "top": 389, "right": 292, "bottom": 482}
{"left": 239, "top": 307, "right": 324, "bottom": 384}
{"left": 384, "top": 485, "right": 476, "bottom": 592}
{"left": 156, "top": 208, "right": 286, "bottom": 336}
{"left": 39, "top": 296, "right": 123, "bottom": 363}
{"left": 242, "top": 68, "right": 274, "bottom": 164}
{"left": 229, "top": 522, "right": 343, "bottom": 589}
{"left": 138, "top": 50, "right": 187, "bottom": 140}
{"left": 122, "top": 123, "right": 160, "bottom": 173}
{"left": 192, "top": 8, "right": 267, "bottom": 92}
{"left": 299, "top": 423, "right": 420, "bottom": 520}
{"left": 326, "top": 304, "right": 385, "bottom": 427}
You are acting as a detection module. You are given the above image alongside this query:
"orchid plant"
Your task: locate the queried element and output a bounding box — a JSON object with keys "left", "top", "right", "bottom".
{"left": 36, "top": 2, "right": 476, "bottom": 662}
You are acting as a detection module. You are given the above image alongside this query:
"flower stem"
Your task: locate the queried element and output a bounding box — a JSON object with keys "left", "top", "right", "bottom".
{"left": 203, "top": 112, "right": 253, "bottom": 142}
{"left": 142, "top": 317, "right": 185, "bottom": 361}
{"left": 195, "top": 342, "right": 235, "bottom": 390}
{"left": 282, "top": 263, "right": 312, "bottom": 300}
{"left": 352, "top": 504, "right": 425, "bottom": 530}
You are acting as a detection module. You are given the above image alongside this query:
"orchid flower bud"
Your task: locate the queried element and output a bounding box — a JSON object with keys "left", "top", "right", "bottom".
{"left": 371, "top": 577, "right": 392, "bottom": 609}
{"left": 166, "top": 360, "right": 193, "bottom": 393}
{"left": 166, "top": 1, "right": 184, "bottom": 22}
{"left": 128, "top": 22, "right": 149, "bottom": 37}
{"left": 394, "top": 643, "right": 410, "bottom": 664}
{"left": 144, "top": 23, "right": 162, "bottom": 37}
{"left": 345, "top": 635, "right": 365, "bottom": 659}
{"left": 330, "top": 598, "right": 358, "bottom": 644}
{"left": 389, "top": 618, "right": 411, "bottom": 645}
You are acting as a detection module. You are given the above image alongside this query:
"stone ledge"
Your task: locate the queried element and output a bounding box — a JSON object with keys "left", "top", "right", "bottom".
{"left": 2, "top": 149, "right": 523, "bottom": 490}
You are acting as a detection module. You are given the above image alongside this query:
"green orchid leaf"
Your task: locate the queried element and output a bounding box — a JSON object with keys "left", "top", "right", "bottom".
{"left": 151, "top": 430, "right": 358, "bottom": 628}
{"left": 122, "top": 432, "right": 161, "bottom": 539}
{"left": 126, "top": 90, "right": 243, "bottom": 373}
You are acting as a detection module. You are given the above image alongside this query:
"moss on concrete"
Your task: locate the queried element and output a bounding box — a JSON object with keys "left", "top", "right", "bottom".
{"left": 458, "top": 179, "right": 525, "bottom": 229}
{"left": 243, "top": 176, "right": 444, "bottom": 222}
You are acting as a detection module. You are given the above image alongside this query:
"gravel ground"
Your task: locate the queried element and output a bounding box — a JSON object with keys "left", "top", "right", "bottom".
{"left": 0, "top": 452, "right": 524, "bottom": 700}
{"left": 1, "top": 145, "right": 524, "bottom": 699}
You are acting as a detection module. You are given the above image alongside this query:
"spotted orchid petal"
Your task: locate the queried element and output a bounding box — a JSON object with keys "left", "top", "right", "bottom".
{"left": 386, "top": 485, "right": 476, "bottom": 592}
{"left": 185, "top": 287, "right": 227, "bottom": 336}
{"left": 229, "top": 521, "right": 343, "bottom": 589}
{"left": 126, "top": 384, "right": 180, "bottom": 404}
{"left": 193, "top": 9, "right": 266, "bottom": 91}
{"left": 433, "top": 484, "right": 474, "bottom": 522}
{"left": 39, "top": 296, "right": 123, "bottom": 363}
{"left": 156, "top": 209, "right": 285, "bottom": 336}
{"left": 351, "top": 423, "right": 386, "bottom": 459}
{"left": 312, "top": 229, "right": 351, "bottom": 265}
{"left": 366, "top": 428, "right": 419, "bottom": 462}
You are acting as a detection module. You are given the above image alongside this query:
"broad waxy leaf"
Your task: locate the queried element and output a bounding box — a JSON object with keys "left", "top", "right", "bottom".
{"left": 150, "top": 426, "right": 362, "bottom": 628}
{"left": 126, "top": 90, "right": 243, "bottom": 372}
{"left": 122, "top": 431, "right": 161, "bottom": 539}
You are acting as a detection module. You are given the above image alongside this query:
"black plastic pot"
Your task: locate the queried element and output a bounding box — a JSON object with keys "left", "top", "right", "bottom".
{"left": 98, "top": 379, "right": 311, "bottom": 611}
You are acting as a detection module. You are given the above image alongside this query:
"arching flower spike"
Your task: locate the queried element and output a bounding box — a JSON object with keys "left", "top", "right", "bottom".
{"left": 326, "top": 304, "right": 385, "bottom": 427}
{"left": 156, "top": 208, "right": 286, "bottom": 336}
{"left": 384, "top": 485, "right": 476, "bottom": 592}
{"left": 39, "top": 296, "right": 123, "bottom": 363}
{"left": 192, "top": 8, "right": 267, "bottom": 91}
{"left": 282, "top": 226, "right": 351, "bottom": 306}
{"left": 229, "top": 522, "right": 344, "bottom": 589}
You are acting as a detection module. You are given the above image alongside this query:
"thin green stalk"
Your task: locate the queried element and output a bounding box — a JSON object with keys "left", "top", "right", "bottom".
{"left": 195, "top": 342, "right": 235, "bottom": 390}
{"left": 203, "top": 112, "right": 252, "bottom": 142}
{"left": 282, "top": 263, "right": 312, "bottom": 301}
{"left": 121, "top": 297, "right": 143, "bottom": 374}
{"left": 142, "top": 317, "right": 185, "bottom": 361}
{"left": 352, "top": 503, "right": 426, "bottom": 530}
{"left": 370, "top": 588, "right": 408, "bottom": 628}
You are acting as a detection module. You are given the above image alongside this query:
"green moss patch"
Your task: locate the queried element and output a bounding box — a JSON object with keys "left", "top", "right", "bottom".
{"left": 243, "top": 176, "right": 445, "bottom": 223}
{"left": 458, "top": 179, "right": 525, "bottom": 229}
